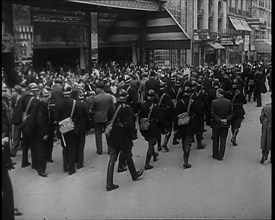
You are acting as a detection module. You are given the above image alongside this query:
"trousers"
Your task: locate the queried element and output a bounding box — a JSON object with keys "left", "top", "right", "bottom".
{"left": 212, "top": 127, "right": 229, "bottom": 159}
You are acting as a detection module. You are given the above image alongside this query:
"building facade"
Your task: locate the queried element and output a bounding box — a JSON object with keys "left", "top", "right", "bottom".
{"left": 167, "top": 0, "right": 271, "bottom": 66}
{"left": 247, "top": 0, "right": 272, "bottom": 63}
{"left": 2, "top": 0, "right": 192, "bottom": 72}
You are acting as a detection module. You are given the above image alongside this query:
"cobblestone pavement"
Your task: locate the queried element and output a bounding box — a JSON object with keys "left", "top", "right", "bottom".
{"left": 11, "top": 91, "right": 271, "bottom": 220}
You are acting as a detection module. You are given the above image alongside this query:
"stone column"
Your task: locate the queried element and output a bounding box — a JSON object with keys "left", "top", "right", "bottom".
{"left": 213, "top": 0, "right": 218, "bottom": 33}
{"left": 237, "top": 0, "right": 242, "bottom": 10}
{"left": 202, "top": 0, "right": 209, "bottom": 30}
{"left": 231, "top": 0, "right": 235, "bottom": 8}
{"left": 222, "top": 0, "right": 227, "bottom": 32}
{"left": 242, "top": 0, "right": 246, "bottom": 11}
{"left": 194, "top": 0, "right": 198, "bottom": 30}
{"left": 193, "top": 0, "right": 199, "bottom": 41}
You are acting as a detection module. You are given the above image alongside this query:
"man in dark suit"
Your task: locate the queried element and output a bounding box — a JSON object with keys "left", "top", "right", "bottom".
{"left": 88, "top": 81, "right": 113, "bottom": 155}
{"left": 54, "top": 83, "right": 77, "bottom": 175}
{"left": 74, "top": 88, "right": 89, "bottom": 169}
{"left": 144, "top": 70, "right": 160, "bottom": 98}
{"left": 32, "top": 89, "right": 51, "bottom": 177}
{"left": 211, "top": 88, "right": 234, "bottom": 161}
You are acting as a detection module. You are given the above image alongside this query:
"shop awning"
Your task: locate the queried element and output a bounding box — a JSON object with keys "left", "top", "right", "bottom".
{"left": 255, "top": 40, "right": 272, "bottom": 53}
{"left": 207, "top": 42, "right": 225, "bottom": 50}
{"left": 229, "top": 17, "right": 252, "bottom": 32}
{"left": 146, "top": 6, "right": 191, "bottom": 49}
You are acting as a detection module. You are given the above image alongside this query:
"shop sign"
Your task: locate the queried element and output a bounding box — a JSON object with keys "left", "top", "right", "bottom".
{"left": 243, "top": 35, "right": 250, "bottom": 51}
{"left": 13, "top": 25, "right": 33, "bottom": 62}
{"left": 2, "top": 32, "right": 14, "bottom": 52}
{"left": 220, "top": 37, "right": 234, "bottom": 45}
{"left": 154, "top": 60, "right": 170, "bottom": 66}
{"left": 235, "top": 35, "right": 243, "bottom": 45}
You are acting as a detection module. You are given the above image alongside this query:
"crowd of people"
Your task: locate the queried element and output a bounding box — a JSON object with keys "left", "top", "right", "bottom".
{"left": 2, "top": 59, "right": 272, "bottom": 202}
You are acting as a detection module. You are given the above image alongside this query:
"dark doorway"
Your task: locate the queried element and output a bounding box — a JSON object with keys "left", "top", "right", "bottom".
{"left": 33, "top": 48, "right": 80, "bottom": 70}
{"left": 98, "top": 46, "right": 132, "bottom": 64}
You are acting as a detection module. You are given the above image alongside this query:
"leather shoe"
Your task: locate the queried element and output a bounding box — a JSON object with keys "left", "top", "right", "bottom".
{"left": 231, "top": 138, "right": 237, "bottom": 146}
{"left": 68, "top": 170, "right": 76, "bottom": 175}
{"left": 117, "top": 167, "right": 127, "bottom": 173}
{"left": 106, "top": 184, "right": 119, "bottom": 191}
{"left": 47, "top": 159, "right": 54, "bottom": 163}
{"left": 153, "top": 152, "right": 159, "bottom": 162}
{"left": 162, "top": 145, "right": 169, "bottom": 152}
{"left": 77, "top": 164, "right": 84, "bottom": 169}
{"left": 197, "top": 143, "right": 206, "bottom": 150}
{"left": 21, "top": 162, "right": 31, "bottom": 168}
{"left": 133, "top": 169, "right": 144, "bottom": 181}
{"left": 173, "top": 140, "right": 179, "bottom": 145}
{"left": 183, "top": 164, "right": 192, "bottom": 169}
{"left": 144, "top": 164, "right": 153, "bottom": 170}
{"left": 260, "top": 157, "right": 266, "bottom": 164}
{"left": 157, "top": 146, "right": 162, "bottom": 151}
{"left": 212, "top": 155, "right": 219, "bottom": 160}
{"left": 14, "top": 208, "right": 22, "bottom": 216}
{"left": 38, "top": 172, "right": 48, "bottom": 177}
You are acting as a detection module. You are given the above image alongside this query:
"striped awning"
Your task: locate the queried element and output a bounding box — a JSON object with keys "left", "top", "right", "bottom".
{"left": 146, "top": 7, "right": 191, "bottom": 49}
{"left": 229, "top": 17, "right": 252, "bottom": 32}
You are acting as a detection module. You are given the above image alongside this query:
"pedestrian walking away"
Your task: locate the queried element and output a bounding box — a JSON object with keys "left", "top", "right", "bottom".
{"left": 259, "top": 93, "right": 272, "bottom": 164}
{"left": 211, "top": 88, "right": 234, "bottom": 161}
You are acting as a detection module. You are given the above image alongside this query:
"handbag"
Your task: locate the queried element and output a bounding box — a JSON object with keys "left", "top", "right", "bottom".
{"left": 139, "top": 104, "right": 153, "bottom": 131}
{"left": 105, "top": 104, "right": 122, "bottom": 138}
{"left": 177, "top": 99, "right": 193, "bottom": 126}
{"left": 59, "top": 100, "right": 76, "bottom": 134}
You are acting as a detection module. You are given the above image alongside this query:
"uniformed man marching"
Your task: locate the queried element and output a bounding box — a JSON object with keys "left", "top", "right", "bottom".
{"left": 106, "top": 89, "right": 143, "bottom": 191}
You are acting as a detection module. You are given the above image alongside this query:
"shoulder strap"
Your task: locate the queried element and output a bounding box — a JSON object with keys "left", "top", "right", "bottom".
{"left": 187, "top": 99, "right": 193, "bottom": 113}
{"left": 25, "top": 97, "right": 34, "bottom": 114}
{"left": 70, "top": 100, "right": 76, "bottom": 118}
{"left": 110, "top": 104, "right": 122, "bottom": 124}
{"left": 158, "top": 93, "right": 166, "bottom": 106}
{"left": 180, "top": 98, "right": 193, "bottom": 113}
{"left": 175, "top": 87, "right": 182, "bottom": 102}
{"left": 174, "top": 88, "right": 182, "bottom": 107}
{"left": 231, "top": 90, "right": 240, "bottom": 104}
{"left": 148, "top": 104, "right": 154, "bottom": 120}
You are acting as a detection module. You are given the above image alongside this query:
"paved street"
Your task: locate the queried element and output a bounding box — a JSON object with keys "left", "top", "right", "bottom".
{"left": 11, "top": 91, "right": 271, "bottom": 220}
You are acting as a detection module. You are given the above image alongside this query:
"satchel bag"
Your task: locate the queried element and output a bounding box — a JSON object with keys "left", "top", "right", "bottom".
{"left": 59, "top": 100, "right": 76, "bottom": 134}
{"left": 139, "top": 104, "right": 153, "bottom": 131}
{"left": 105, "top": 104, "right": 122, "bottom": 138}
{"left": 177, "top": 99, "right": 193, "bottom": 126}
